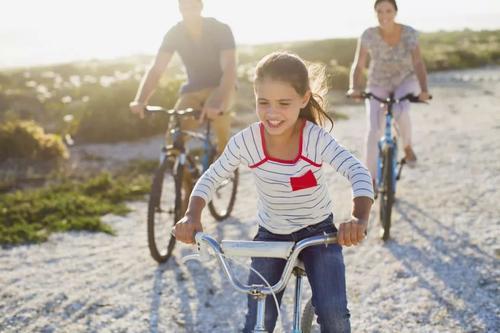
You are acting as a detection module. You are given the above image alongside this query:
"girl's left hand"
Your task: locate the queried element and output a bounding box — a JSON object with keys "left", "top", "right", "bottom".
{"left": 338, "top": 218, "right": 367, "bottom": 246}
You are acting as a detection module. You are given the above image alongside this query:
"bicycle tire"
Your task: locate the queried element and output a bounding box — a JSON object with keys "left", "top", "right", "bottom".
{"left": 379, "top": 146, "right": 395, "bottom": 241}
{"left": 147, "top": 153, "right": 183, "bottom": 263}
{"left": 207, "top": 168, "right": 239, "bottom": 221}
{"left": 301, "top": 297, "right": 315, "bottom": 333}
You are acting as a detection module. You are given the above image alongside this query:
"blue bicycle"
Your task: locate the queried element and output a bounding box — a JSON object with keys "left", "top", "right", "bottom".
{"left": 362, "top": 92, "right": 430, "bottom": 241}
{"left": 145, "top": 106, "right": 239, "bottom": 263}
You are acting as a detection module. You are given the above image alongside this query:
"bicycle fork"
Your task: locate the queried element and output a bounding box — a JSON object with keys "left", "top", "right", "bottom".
{"left": 252, "top": 294, "right": 268, "bottom": 333}
{"left": 292, "top": 271, "right": 305, "bottom": 333}
{"left": 251, "top": 269, "right": 306, "bottom": 333}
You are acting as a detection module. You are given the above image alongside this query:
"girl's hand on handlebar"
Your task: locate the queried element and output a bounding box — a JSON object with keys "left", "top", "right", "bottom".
{"left": 173, "top": 215, "right": 204, "bottom": 244}
{"left": 338, "top": 217, "right": 367, "bottom": 247}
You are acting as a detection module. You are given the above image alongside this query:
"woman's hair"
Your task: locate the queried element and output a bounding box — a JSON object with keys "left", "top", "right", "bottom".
{"left": 374, "top": 0, "right": 398, "bottom": 11}
{"left": 254, "top": 51, "right": 333, "bottom": 130}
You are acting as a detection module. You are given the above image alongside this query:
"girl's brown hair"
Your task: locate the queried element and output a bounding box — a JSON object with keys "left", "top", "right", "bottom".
{"left": 374, "top": 0, "right": 398, "bottom": 11}
{"left": 254, "top": 52, "right": 334, "bottom": 131}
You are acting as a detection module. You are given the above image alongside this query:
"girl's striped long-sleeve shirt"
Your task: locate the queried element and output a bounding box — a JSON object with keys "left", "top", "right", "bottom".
{"left": 191, "top": 120, "right": 374, "bottom": 234}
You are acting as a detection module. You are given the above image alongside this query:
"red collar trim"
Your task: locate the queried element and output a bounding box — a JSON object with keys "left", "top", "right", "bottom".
{"left": 259, "top": 119, "right": 305, "bottom": 164}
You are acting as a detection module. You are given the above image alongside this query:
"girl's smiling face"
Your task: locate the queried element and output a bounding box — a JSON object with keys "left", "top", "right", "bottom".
{"left": 255, "top": 78, "right": 310, "bottom": 137}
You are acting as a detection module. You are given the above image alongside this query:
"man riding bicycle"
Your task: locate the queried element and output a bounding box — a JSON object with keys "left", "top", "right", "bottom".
{"left": 129, "top": 0, "right": 237, "bottom": 155}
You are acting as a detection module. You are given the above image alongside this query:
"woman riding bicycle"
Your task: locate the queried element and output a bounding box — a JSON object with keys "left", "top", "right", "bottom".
{"left": 174, "top": 52, "right": 374, "bottom": 332}
{"left": 347, "top": 0, "right": 431, "bottom": 183}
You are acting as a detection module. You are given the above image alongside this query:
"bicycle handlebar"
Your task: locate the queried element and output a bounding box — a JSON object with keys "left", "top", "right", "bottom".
{"left": 184, "top": 232, "right": 338, "bottom": 296}
{"left": 145, "top": 106, "right": 201, "bottom": 118}
{"left": 347, "top": 92, "right": 432, "bottom": 104}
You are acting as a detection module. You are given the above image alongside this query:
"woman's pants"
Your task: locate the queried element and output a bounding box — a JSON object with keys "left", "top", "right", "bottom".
{"left": 365, "top": 79, "right": 420, "bottom": 178}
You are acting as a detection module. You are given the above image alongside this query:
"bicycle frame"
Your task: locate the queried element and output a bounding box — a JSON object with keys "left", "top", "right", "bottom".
{"left": 184, "top": 232, "right": 338, "bottom": 333}
{"left": 145, "top": 106, "right": 239, "bottom": 263}
{"left": 147, "top": 107, "right": 216, "bottom": 176}
{"left": 376, "top": 93, "right": 399, "bottom": 193}
{"left": 363, "top": 93, "right": 414, "bottom": 192}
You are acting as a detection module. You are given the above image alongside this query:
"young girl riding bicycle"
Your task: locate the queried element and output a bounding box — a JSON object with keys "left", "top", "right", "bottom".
{"left": 174, "top": 51, "right": 374, "bottom": 332}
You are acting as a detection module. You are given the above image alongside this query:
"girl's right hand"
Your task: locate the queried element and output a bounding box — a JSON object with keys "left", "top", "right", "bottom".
{"left": 173, "top": 215, "right": 204, "bottom": 244}
{"left": 338, "top": 218, "right": 367, "bottom": 247}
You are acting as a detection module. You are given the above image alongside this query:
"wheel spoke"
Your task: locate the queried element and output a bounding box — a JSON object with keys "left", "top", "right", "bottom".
{"left": 208, "top": 169, "right": 239, "bottom": 221}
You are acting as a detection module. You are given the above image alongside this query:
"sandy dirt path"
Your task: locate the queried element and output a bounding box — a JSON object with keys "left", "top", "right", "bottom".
{"left": 1, "top": 67, "right": 499, "bottom": 333}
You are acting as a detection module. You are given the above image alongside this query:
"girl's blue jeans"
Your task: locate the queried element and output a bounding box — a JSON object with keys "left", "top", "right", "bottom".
{"left": 242, "top": 214, "right": 351, "bottom": 333}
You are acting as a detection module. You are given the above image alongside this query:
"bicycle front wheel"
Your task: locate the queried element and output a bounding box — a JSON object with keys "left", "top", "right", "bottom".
{"left": 208, "top": 168, "right": 239, "bottom": 221}
{"left": 147, "top": 153, "right": 183, "bottom": 263}
{"left": 301, "top": 297, "right": 315, "bottom": 333}
{"left": 379, "top": 146, "right": 395, "bottom": 241}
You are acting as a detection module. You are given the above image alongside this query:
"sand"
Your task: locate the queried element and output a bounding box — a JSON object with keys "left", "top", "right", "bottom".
{"left": 1, "top": 67, "right": 499, "bottom": 333}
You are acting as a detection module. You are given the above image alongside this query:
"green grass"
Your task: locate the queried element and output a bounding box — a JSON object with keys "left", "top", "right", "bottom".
{"left": 0, "top": 171, "right": 151, "bottom": 246}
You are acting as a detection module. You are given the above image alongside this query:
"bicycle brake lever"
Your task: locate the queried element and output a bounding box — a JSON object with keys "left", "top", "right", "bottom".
{"left": 195, "top": 233, "right": 211, "bottom": 261}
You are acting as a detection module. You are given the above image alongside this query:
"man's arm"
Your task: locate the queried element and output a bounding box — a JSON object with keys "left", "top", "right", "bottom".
{"left": 202, "top": 48, "right": 237, "bottom": 119}
{"left": 217, "top": 48, "right": 237, "bottom": 110}
{"left": 129, "top": 51, "right": 173, "bottom": 118}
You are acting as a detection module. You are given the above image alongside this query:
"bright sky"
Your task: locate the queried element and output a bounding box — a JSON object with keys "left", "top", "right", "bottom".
{"left": 2, "top": 0, "right": 500, "bottom": 68}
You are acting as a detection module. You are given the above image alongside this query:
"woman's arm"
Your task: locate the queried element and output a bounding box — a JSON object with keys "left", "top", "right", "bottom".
{"left": 411, "top": 44, "right": 431, "bottom": 101}
{"left": 348, "top": 38, "right": 369, "bottom": 96}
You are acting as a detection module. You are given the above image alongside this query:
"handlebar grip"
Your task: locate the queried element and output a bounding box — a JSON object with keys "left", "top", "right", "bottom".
{"left": 195, "top": 232, "right": 211, "bottom": 261}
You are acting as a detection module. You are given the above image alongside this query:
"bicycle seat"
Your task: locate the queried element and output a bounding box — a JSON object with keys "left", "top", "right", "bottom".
{"left": 221, "top": 240, "right": 295, "bottom": 259}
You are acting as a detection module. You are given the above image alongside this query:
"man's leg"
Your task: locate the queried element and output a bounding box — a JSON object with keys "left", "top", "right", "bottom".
{"left": 210, "top": 87, "right": 235, "bottom": 154}
{"left": 172, "top": 91, "right": 207, "bottom": 211}
{"left": 211, "top": 112, "right": 232, "bottom": 154}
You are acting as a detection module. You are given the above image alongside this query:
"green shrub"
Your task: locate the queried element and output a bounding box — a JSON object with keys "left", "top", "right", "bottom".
{"left": 329, "top": 65, "right": 351, "bottom": 91}
{"left": 0, "top": 171, "right": 150, "bottom": 246}
{"left": 75, "top": 79, "right": 180, "bottom": 143}
{"left": 0, "top": 120, "right": 68, "bottom": 162}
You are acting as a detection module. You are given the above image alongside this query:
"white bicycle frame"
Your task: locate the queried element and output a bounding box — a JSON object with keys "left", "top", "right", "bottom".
{"left": 183, "top": 232, "right": 338, "bottom": 333}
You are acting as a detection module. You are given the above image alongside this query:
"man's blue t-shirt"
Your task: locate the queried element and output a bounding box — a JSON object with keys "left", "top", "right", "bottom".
{"left": 159, "top": 17, "right": 235, "bottom": 94}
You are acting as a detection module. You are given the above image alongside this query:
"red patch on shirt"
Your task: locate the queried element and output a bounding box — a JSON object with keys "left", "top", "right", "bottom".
{"left": 290, "top": 170, "right": 318, "bottom": 191}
